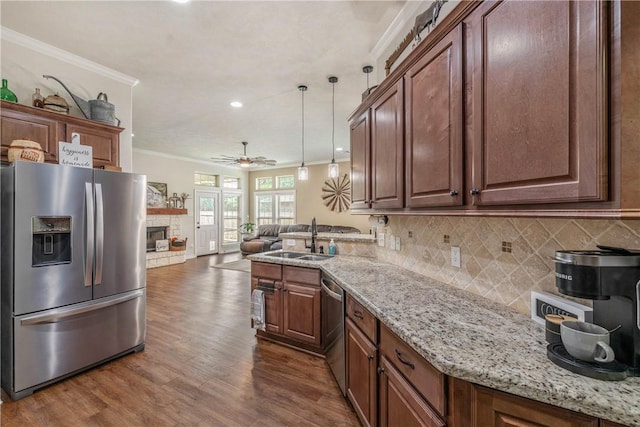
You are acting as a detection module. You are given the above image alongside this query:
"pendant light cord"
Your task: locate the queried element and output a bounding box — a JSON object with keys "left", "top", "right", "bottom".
{"left": 331, "top": 81, "right": 335, "bottom": 162}
{"left": 301, "top": 87, "right": 305, "bottom": 166}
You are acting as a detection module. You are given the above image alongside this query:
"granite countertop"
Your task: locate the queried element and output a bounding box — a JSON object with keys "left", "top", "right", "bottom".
{"left": 279, "top": 231, "right": 376, "bottom": 243}
{"left": 248, "top": 251, "right": 640, "bottom": 426}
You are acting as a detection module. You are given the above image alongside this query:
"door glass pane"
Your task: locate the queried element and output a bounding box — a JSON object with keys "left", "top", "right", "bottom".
{"left": 223, "top": 194, "right": 240, "bottom": 243}
{"left": 199, "top": 197, "right": 216, "bottom": 225}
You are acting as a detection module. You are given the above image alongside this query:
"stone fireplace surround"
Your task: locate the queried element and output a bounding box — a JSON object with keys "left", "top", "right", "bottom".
{"left": 146, "top": 214, "right": 186, "bottom": 269}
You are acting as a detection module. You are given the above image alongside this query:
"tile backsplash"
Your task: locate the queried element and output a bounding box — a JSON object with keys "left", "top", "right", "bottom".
{"left": 375, "top": 216, "right": 640, "bottom": 314}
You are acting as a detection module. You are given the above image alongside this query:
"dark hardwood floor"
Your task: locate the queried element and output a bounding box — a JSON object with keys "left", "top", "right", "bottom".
{"left": 0, "top": 253, "right": 359, "bottom": 426}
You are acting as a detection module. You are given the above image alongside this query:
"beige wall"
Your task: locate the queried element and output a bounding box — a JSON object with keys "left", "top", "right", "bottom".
{"left": 376, "top": 216, "right": 640, "bottom": 315}
{"left": 1, "top": 33, "right": 136, "bottom": 171}
{"left": 249, "top": 162, "right": 370, "bottom": 232}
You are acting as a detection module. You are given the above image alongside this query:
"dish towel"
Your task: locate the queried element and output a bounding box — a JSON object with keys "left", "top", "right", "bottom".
{"left": 251, "top": 289, "right": 266, "bottom": 331}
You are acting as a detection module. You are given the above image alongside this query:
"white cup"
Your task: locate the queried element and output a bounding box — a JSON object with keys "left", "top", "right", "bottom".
{"left": 560, "top": 320, "right": 615, "bottom": 363}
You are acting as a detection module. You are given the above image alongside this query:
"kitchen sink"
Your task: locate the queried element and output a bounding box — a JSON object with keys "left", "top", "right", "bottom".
{"left": 298, "top": 254, "right": 333, "bottom": 262}
{"left": 263, "top": 251, "right": 307, "bottom": 259}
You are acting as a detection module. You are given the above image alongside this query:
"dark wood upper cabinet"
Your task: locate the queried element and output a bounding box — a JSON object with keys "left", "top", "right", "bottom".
{"left": 370, "top": 79, "right": 405, "bottom": 209}
{"left": 405, "top": 24, "right": 464, "bottom": 208}
{"left": 350, "top": 110, "right": 371, "bottom": 210}
{"left": 1, "top": 100, "right": 122, "bottom": 168}
{"left": 465, "top": 0, "right": 608, "bottom": 206}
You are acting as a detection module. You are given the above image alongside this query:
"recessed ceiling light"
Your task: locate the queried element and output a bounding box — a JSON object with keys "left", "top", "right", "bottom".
{"left": 173, "top": 0, "right": 189, "bottom": 3}
{"left": 131, "top": 133, "right": 135, "bottom": 137}
{"left": 230, "top": 101, "right": 243, "bottom": 108}
{"left": 336, "top": 147, "right": 343, "bottom": 152}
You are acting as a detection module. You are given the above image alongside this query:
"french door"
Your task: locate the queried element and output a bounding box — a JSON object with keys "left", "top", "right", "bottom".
{"left": 195, "top": 190, "right": 219, "bottom": 256}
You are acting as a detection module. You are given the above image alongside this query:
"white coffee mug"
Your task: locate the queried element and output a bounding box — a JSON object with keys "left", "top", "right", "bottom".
{"left": 560, "top": 320, "right": 615, "bottom": 363}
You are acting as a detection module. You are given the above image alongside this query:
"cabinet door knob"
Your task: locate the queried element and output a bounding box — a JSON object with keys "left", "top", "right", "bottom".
{"left": 368, "top": 354, "right": 374, "bottom": 360}
{"left": 470, "top": 188, "right": 480, "bottom": 196}
{"left": 377, "top": 367, "right": 385, "bottom": 375}
{"left": 450, "top": 190, "right": 458, "bottom": 197}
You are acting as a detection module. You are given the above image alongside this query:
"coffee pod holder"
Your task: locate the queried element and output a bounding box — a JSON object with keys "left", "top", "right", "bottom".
{"left": 546, "top": 343, "right": 630, "bottom": 381}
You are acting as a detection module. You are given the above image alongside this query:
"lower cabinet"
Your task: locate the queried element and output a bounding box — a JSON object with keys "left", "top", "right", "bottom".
{"left": 379, "top": 356, "right": 445, "bottom": 427}
{"left": 346, "top": 317, "right": 378, "bottom": 427}
{"left": 448, "top": 378, "right": 599, "bottom": 427}
{"left": 250, "top": 262, "right": 322, "bottom": 353}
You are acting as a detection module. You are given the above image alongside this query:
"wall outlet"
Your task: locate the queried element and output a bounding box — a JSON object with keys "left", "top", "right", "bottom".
{"left": 378, "top": 233, "right": 385, "bottom": 247}
{"left": 451, "top": 246, "right": 461, "bottom": 268}
{"left": 389, "top": 235, "right": 396, "bottom": 250}
{"left": 395, "top": 236, "right": 401, "bottom": 251}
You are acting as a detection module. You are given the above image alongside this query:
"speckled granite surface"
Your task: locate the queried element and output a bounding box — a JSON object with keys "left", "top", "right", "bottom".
{"left": 279, "top": 231, "right": 376, "bottom": 243}
{"left": 248, "top": 252, "right": 640, "bottom": 426}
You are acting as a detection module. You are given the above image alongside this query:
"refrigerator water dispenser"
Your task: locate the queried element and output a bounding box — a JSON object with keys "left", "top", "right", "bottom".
{"left": 32, "top": 216, "right": 72, "bottom": 266}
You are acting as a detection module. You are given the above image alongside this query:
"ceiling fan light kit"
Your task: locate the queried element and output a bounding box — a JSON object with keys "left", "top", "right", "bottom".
{"left": 328, "top": 76, "right": 340, "bottom": 179}
{"left": 297, "top": 84, "right": 309, "bottom": 181}
{"left": 210, "top": 141, "right": 276, "bottom": 168}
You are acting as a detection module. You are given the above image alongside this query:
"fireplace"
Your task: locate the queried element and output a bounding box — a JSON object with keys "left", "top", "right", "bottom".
{"left": 147, "top": 226, "right": 169, "bottom": 252}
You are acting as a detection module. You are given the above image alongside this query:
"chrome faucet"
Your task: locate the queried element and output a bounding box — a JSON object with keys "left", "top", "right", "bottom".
{"left": 306, "top": 217, "right": 318, "bottom": 253}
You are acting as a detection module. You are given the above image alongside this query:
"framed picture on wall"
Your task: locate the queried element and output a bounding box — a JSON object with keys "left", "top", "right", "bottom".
{"left": 147, "top": 182, "right": 168, "bottom": 208}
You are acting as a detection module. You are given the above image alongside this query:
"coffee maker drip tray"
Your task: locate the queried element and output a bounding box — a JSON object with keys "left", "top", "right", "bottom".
{"left": 547, "top": 343, "right": 629, "bottom": 381}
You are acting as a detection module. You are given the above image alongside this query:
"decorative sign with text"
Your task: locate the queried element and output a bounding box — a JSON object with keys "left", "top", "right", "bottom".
{"left": 58, "top": 133, "right": 93, "bottom": 168}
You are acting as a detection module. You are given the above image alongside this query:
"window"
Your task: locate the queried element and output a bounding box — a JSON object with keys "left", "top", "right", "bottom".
{"left": 256, "top": 177, "right": 273, "bottom": 190}
{"left": 277, "top": 175, "right": 295, "bottom": 189}
{"left": 255, "top": 191, "right": 295, "bottom": 225}
{"left": 223, "top": 177, "right": 239, "bottom": 189}
{"left": 195, "top": 173, "right": 218, "bottom": 187}
{"left": 222, "top": 194, "right": 241, "bottom": 243}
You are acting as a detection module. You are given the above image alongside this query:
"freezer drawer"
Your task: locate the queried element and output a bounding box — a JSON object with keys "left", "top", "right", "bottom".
{"left": 10, "top": 289, "right": 145, "bottom": 395}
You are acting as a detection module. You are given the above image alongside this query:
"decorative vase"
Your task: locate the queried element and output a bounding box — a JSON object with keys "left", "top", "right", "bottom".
{"left": 1, "top": 79, "right": 18, "bottom": 103}
{"left": 32, "top": 88, "right": 44, "bottom": 108}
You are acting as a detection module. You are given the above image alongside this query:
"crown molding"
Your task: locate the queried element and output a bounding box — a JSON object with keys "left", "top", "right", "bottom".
{"left": 370, "top": 1, "right": 427, "bottom": 62}
{"left": 1, "top": 26, "right": 139, "bottom": 87}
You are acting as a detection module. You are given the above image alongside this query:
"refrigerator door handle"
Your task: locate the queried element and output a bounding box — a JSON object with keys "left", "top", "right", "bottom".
{"left": 19, "top": 290, "right": 144, "bottom": 326}
{"left": 95, "top": 183, "right": 104, "bottom": 286}
{"left": 85, "top": 182, "right": 94, "bottom": 287}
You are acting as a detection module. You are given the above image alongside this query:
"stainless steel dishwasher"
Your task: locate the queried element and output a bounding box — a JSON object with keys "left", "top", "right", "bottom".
{"left": 322, "top": 275, "right": 345, "bottom": 396}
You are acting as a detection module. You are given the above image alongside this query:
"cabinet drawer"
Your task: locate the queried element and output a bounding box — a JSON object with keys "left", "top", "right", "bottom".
{"left": 380, "top": 323, "right": 446, "bottom": 417}
{"left": 346, "top": 294, "right": 377, "bottom": 343}
{"left": 251, "top": 262, "right": 282, "bottom": 281}
{"left": 283, "top": 265, "right": 320, "bottom": 286}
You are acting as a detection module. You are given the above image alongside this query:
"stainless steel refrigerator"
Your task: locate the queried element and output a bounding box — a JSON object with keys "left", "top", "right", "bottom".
{"left": 1, "top": 161, "right": 147, "bottom": 400}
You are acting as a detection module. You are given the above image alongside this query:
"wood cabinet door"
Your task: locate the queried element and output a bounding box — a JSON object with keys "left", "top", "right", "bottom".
{"left": 474, "top": 385, "right": 598, "bottom": 427}
{"left": 405, "top": 24, "right": 463, "bottom": 208}
{"left": 371, "top": 79, "right": 404, "bottom": 209}
{"left": 282, "top": 282, "right": 321, "bottom": 345}
{"left": 1, "top": 108, "right": 61, "bottom": 163}
{"left": 252, "top": 278, "right": 283, "bottom": 334}
{"left": 66, "top": 123, "right": 120, "bottom": 167}
{"left": 465, "top": 0, "right": 608, "bottom": 206}
{"left": 346, "top": 318, "right": 378, "bottom": 427}
{"left": 350, "top": 110, "right": 371, "bottom": 210}
{"left": 379, "top": 356, "right": 445, "bottom": 427}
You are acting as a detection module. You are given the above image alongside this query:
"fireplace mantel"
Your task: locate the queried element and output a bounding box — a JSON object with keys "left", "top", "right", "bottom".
{"left": 147, "top": 208, "right": 187, "bottom": 215}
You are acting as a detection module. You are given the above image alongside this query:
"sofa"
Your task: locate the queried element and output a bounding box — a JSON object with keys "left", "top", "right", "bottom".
{"left": 240, "top": 223, "right": 361, "bottom": 255}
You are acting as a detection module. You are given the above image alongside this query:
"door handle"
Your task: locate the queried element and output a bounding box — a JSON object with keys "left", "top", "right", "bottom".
{"left": 95, "top": 183, "right": 104, "bottom": 286}
{"left": 85, "top": 182, "right": 94, "bottom": 288}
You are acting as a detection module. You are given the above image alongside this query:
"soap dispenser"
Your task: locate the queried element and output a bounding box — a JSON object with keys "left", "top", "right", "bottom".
{"left": 328, "top": 239, "right": 337, "bottom": 255}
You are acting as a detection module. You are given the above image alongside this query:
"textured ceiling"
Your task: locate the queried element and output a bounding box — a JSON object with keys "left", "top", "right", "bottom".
{"left": 1, "top": 1, "right": 404, "bottom": 167}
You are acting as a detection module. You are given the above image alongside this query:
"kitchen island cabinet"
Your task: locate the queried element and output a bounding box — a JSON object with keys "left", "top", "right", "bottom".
{"left": 248, "top": 254, "right": 639, "bottom": 426}
{"left": 1, "top": 100, "right": 122, "bottom": 167}
{"left": 250, "top": 261, "right": 323, "bottom": 354}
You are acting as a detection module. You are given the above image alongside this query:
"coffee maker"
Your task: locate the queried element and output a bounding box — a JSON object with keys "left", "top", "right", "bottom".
{"left": 554, "top": 246, "right": 640, "bottom": 377}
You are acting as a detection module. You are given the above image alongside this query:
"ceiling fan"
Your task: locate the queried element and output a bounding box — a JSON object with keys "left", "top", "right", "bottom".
{"left": 210, "top": 141, "right": 277, "bottom": 168}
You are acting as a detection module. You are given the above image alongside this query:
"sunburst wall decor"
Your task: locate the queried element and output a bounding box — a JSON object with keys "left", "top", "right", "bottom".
{"left": 322, "top": 174, "right": 351, "bottom": 213}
